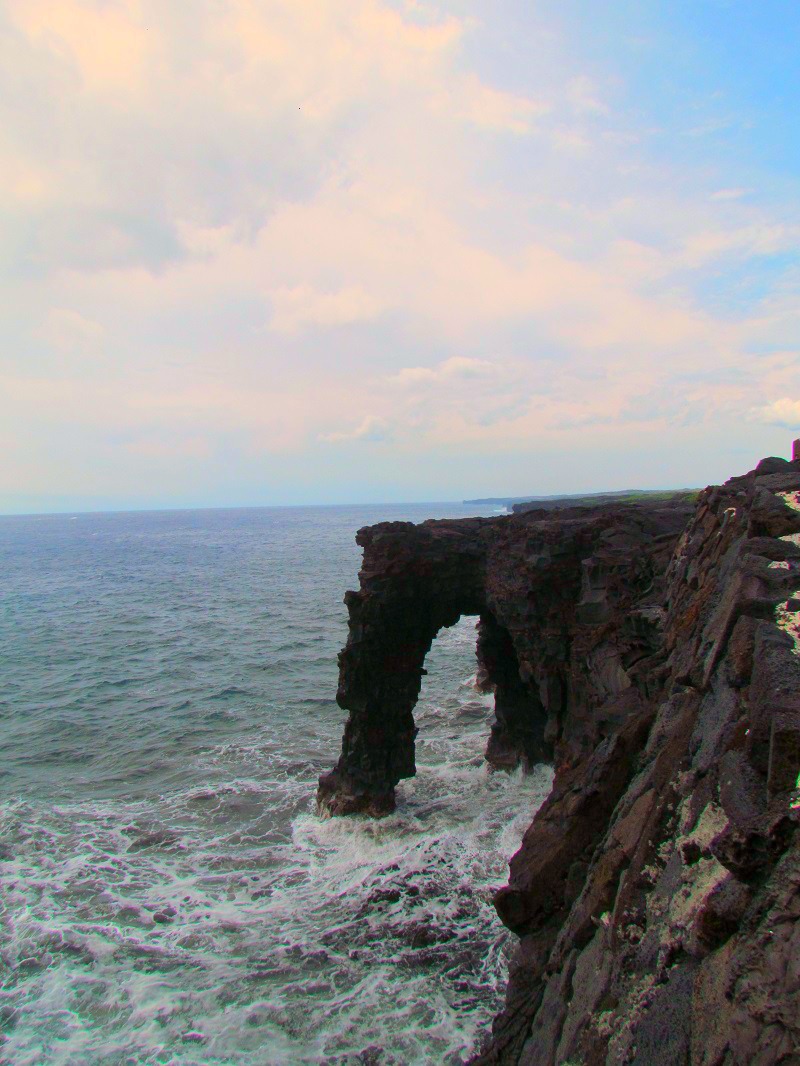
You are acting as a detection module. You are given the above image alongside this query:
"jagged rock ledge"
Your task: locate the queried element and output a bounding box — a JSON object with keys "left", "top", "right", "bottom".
{"left": 316, "top": 452, "right": 800, "bottom": 1063}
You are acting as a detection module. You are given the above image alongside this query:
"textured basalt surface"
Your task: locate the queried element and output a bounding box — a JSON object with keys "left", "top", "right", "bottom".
{"left": 317, "top": 500, "right": 692, "bottom": 816}
{"left": 476, "top": 457, "right": 800, "bottom": 1065}
{"left": 317, "top": 455, "right": 800, "bottom": 1063}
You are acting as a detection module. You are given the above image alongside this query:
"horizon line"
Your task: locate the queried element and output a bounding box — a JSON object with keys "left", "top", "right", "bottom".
{"left": 0, "top": 483, "right": 701, "bottom": 520}
{"left": 0, "top": 498, "right": 477, "bottom": 520}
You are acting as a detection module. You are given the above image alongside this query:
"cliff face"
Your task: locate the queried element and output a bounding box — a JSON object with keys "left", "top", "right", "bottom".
{"left": 481, "top": 458, "right": 800, "bottom": 1065}
{"left": 317, "top": 456, "right": 800, "bottom": 1064}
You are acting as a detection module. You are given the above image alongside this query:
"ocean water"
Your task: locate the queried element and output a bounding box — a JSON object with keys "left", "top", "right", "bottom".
{"left": 0, "top": 505, "right": 552, "bottom": 1066}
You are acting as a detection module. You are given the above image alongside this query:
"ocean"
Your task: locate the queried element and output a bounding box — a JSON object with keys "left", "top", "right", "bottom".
{"left": 0, "top": 504, "right": 552, "bottom": 1065}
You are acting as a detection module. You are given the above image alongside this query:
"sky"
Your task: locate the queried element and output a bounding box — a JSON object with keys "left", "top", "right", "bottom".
{"left": 2, "top": 0, "right": 800, "bottom": 512}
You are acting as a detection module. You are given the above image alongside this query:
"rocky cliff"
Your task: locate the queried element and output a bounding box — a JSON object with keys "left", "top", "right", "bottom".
{"left": 317, "top": 454, "right": 800, "bottom": 1064}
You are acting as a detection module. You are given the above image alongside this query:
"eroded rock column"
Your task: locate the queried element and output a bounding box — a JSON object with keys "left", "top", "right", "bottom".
{"left": 317, "top": 519, "right": 488, "bottom": 815}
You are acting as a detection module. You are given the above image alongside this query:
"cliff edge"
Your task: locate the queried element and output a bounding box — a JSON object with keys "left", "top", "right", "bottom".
{"left": 318, "top": 453, "right": 800, "bottom": 1064}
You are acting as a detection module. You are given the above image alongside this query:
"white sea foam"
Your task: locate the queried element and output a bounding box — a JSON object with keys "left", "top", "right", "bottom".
{"left": 0, "top": 516, "right": 551, "bottom": 1064}
{"left": 0, "top": 754, "right": 551, "bottom": 1064}
{"left": 0, "top": 680, "right": 551, "bottom": 1065}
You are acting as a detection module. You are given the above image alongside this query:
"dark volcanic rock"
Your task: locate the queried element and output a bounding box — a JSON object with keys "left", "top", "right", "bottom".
{"left": 474, "top": 458, "right": 800, "bottom": 1065}
{"left": 317, "top": 451, "right": 800, "bottom": 1063}
{"left": 317, "top": 501, "right": 692, "bottom": 815}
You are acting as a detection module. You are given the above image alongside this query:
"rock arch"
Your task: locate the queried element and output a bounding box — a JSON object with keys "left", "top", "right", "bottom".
{"left": 317, "top": 503, "right": 693, "bottom": 816}
{"left": 316, "top": 519, "right": 545, "bottom": 816}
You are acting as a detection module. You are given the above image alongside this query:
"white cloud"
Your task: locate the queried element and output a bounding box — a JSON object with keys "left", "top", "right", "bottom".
{"left": 269, "top": 284, "right": 384, "bottom": 333}
{"left": 321, "top": 415, "right": 391, "bottom": 443}
{"left": 757, "top": 398, "right": 800, "bottom": 429}
{"left": 389, "top": 356, "right": 496, "bottom": 386}
{"left": 710, "top": 188, "right": 751, "bottom": 202}
{"left": 680, "top": 224, "right": 798, "bottom": 268}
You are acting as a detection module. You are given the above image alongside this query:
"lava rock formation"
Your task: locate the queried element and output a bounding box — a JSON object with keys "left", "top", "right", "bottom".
{"left": 317, "top": 454, "right": 800, "bottom": 1064}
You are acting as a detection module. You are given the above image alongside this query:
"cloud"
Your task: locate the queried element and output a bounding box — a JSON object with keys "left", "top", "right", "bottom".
{"left": 710, "top": 188, "right": 751, "bottom": 202}
{"left": 321, "top": 415, "right": 391, "bottom": 443}
{"left": 0, "top": 0, "right": 475, "bottom": 276}
{"left": 389, "top": 356, "right": 496, "bottom": 386}
{"left": 757, "top": 398, "right": 800, "bottom": 429}
{"left": 8, "top": 0, "right": 149, "bottom": 92}
{"left": 269, "top": 284, "right": 384, "bottom": 334}
{"left": 453, "top": 75, "right": 548, "bottom": 134}
{"left": 679, "top": 224, "right": 798, "bottom": 269}
{"left": 36, "top": 308, "right": 105, "bottom": 354}
{"left": 2, "top": 1, "right": 800, "bottom": 506}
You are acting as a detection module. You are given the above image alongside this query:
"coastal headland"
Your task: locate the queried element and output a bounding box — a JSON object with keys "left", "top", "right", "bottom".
{"left": 319, "top": 451, "right": 800, "bottom": 1064}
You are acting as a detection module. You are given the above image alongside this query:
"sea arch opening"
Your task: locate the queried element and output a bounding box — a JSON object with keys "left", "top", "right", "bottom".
{"left": 318, "top": 589, "right": 551, "bottom": 816}
{"left": 411, "top": 609, "right": 552, "bottom": 772}
{"left": 411, "top": 614, "right": 489, "bottom": 774}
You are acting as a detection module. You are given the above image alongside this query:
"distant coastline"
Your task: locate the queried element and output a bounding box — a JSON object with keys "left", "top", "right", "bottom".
{"left": 464, "top": 487, "right": 699, "bottom": 510}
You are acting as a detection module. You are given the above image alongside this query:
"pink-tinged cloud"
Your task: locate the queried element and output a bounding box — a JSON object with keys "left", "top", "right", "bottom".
{"left": 269, "top": 285, "right": 384, "bottom": 334}
{"left": 1, "top": 0, "right": 799, "bottom": 509}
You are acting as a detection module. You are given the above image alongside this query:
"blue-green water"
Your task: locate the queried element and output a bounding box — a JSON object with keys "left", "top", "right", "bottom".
{"left": 0, "top": 505, "right": 551, "bottom": 1065}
